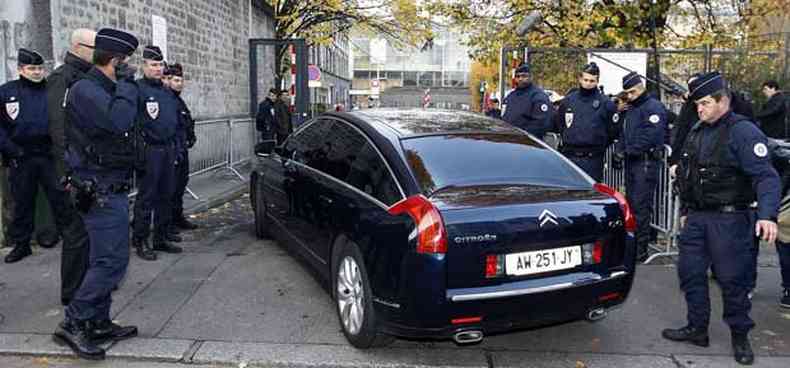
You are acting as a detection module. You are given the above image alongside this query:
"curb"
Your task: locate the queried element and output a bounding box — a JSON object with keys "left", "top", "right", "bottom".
{"left": 183, "top": 180, "right": 249, "bottom": 216}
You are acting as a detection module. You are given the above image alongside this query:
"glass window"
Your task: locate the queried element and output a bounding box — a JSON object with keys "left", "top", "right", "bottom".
{"left": 322, "top": 121, "right": 366, "bottom": 181}
{"left": 284, "top": 119, "right": 335, "bottom": 169}
{"left": 401, "top": 133, "right": 590, "bottom": 195}
{"left": 346, "top": 142, "right": 401, "bottom": 205}
{"left": 403, "top": 71, "right": 417, "bottom": 86}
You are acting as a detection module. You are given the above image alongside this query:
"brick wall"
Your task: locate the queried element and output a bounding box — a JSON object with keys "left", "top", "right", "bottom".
{"left": 3, "top": 0, "right": 275, "bottom": 119}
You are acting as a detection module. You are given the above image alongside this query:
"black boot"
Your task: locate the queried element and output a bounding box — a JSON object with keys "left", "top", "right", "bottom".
{"left": 175, "top": 217, "right": 198, "bottom": 230}
{"left": 53, "top": 320, "right": 105, "bottom": 360}
{"left": 153, "top": 239, "right": 182, "bottom": 253}
{"left": 732, "top": 332, "right": 754, "bottom": 365}
{"left": 4, "top": 244, "right": 32, "bottom": 263}
{"left": 164, "top": 232, "right": 182, "bottom": 243}
{"left": 88, "top": 319, "right": 138, "bottom": 344}
{"left": 134, "top": 238, "right": 157, "bottom": 261}
{"left": 661, "top": 325, "right": 709, "bottom": 347}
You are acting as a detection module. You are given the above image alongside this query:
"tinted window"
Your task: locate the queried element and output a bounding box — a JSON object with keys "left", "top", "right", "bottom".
{"left": 346, "top": 142, "right": 401, "bottom": 205}
{"left": 322, "top": 122, "right": 366, "bottom": 181}
{"left": 285, "top": 119, "right": 335, "bottom": 170}
{"left": 401, "top": 134, "right": 590, "bottom": 195}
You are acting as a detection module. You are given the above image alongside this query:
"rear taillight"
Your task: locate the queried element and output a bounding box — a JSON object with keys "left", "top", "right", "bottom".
{"left": 593, "top": 183, "right": 636, "bottom": 233}
{"left": 388, "top": 195, "right": 448, "bottom": 254}
{"left": 582, "top": 240, "right": 603, "bottom": 264}
{"left": 485, "top": 254, "right": 505, "bottom": 278}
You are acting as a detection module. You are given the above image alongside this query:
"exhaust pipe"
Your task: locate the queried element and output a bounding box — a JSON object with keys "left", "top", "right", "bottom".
{"left": 453, "top": 330, "right": 483, "bottom": 344}
{"left": 587, "top": 307, "right": 607, "bottom": 322}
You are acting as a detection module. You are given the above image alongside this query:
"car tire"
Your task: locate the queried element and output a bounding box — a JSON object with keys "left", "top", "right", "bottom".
{"left": 253, "top": 176, "right": 270, "bottom": 239}
{"left": 332, "top": 239, "right": 394, "bottom": 348}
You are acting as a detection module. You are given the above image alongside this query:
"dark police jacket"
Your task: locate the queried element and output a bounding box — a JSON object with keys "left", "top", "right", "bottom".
{"left": 485, "top": 108, "right": 502, "bottom": 119}
{"left": 678, "top": 111, "right": 780, "bottom": 220}
{"left": 0, "top": 76, "right": 52, "bottom": 162}
{"left": 502, "top": 84, "right": 551, "bottom": 138}
{"left": 273, "top": 99, "right": 292, "bottom": 135}
{"left": 756, "top": 92, "right": 787, "bottom": 139}
{"left": 136, "top": 77, "right": 179, "bottom": 147}
{"left": 66, "top": 68, "right": 139, "bottom": 181}
{"left": 553, "top": 87, "right": 617, "bottom": 154}
{"left": 173, "top": 91, "right": 196, "bottom": 152}
{"left": 256, "top": 97, "right": 275, "bottom": 133}
{"left": 47, "top": 52, "right": 94, "bottom": 177}
{"left": 617, "top": 92, "right": 667, "bottom": 158}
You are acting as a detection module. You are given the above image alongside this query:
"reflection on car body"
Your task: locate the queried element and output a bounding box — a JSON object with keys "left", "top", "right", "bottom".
{"left": 251, "top": 108, "right": 637, "bottom": 348}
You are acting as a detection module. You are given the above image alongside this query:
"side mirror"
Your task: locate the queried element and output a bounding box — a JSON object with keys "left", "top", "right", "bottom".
{"left": 255, "top": 140, "right": 276, "bottom": 157}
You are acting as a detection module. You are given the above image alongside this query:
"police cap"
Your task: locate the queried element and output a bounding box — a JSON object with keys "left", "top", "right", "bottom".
{"left": 622, "top": 71, "right": 641, "bottom": 89}
{"left": 689, "top": 71, "right": 725, "bottom": 101}
{"left": 143, "top": 45, "right": 164, "bottom": 61}
{"left": 582, "top": 62, "right": 599, "bottom": 76}
{"left": 95, "top": 28, "right": 138, "bottom": 56}
{"left": 515, "top": 63, "right": 530, "bottom": 74}
{"left": 17, "top": 48, "right": 44, "bottom": 66}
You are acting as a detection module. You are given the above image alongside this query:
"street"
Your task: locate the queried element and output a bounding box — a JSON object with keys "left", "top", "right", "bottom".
{"left": 2, "top": 194, "right": 790, "bottom": 368}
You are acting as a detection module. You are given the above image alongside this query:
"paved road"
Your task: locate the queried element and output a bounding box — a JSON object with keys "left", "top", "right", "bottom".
{"left": 2, "top": 194, "right": 790, "bottom": 367}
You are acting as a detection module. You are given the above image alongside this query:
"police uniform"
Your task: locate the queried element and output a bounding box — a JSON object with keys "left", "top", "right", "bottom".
{"left": 166, "top": 63, "right": 198, "bottom": 230}
{"left": 55, "top": 28, "right": 140, "bottom": 360}
{"left": 0, "top": 49, "right": 71, "bottom": 264}
{"left": 616, "top": 72, "right": 667, "bottom": 260}
{"left": 554, "top": 62, "right": 618, "bottom": 181}
{"left": 131, "top": 45, "right": 182, "bottom": 260}
{"left": 502, "top": 63, "right": 552, "bottom": 140}
{"left": 256, "top": 89, "right": 276, "bottom": 141}
{"left": 664, "top": 72, "right": 780, "bottom": 365}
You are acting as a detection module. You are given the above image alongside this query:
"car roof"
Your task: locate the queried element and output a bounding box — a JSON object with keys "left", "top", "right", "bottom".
{"left": 339, "top": 108, "right": 522, "bottom": 137}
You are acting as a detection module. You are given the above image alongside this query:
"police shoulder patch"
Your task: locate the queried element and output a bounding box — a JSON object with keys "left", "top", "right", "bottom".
{"left": 649, "top": 114, "right": 660, "bottom": 124}
{"left": 540, "top": 104, "right": 548, "bottom": 112}
{"left": 754, "top": 142, "right": 768, "bottom": 158}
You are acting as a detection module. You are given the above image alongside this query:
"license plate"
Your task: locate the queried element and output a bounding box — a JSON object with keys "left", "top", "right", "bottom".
{"left": 505, "top": 246, "right": 582, "bottom": 276}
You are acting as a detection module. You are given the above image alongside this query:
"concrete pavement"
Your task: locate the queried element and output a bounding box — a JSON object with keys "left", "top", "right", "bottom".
{"left": 2, "top": 191, "right": 790, "bottom": 367}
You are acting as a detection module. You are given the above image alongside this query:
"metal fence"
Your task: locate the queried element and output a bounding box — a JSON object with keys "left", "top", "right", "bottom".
{"left": 130, "top": 117, "right": 254, "bottom": 200}
{"left": 603, "top": 144, "right": 679, "bottom": 264}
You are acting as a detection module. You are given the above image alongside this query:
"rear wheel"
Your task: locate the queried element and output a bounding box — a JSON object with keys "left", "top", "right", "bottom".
{"left": 252, "top": 176, "right": 270, "bottom": 239}
{"left": 332, "top": 240, "right": 393, "bottom": 348}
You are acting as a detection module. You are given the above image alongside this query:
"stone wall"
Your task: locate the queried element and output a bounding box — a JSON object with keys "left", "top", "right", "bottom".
{"left": 2, "top": 0, "right": 275, "bottom": 119}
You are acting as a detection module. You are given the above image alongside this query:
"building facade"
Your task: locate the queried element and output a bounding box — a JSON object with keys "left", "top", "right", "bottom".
{"left": 350, "top": 26, "right": 472, "bottom": 109}
{"left": 307, "top": 34, "right": 352, "bottom": 113}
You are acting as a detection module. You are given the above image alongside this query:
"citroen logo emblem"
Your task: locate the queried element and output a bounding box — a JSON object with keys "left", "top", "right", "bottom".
{"left": 539, "top": 209, "right": 559, "bottom": 227}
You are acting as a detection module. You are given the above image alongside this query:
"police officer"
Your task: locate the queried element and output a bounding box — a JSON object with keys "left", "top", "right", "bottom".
{"left": 552, "top": 62, "right": 618, "bottom": 181}
{"left": 664, "top": 71, "right": 779, "bottom": 366}
{"left": 132, "top": 45, "right": 182, "bottom": 261}
{"left": 502, "top": 63, "right": 552, "bottom": 139}
{"left": 0, "top": 48, "right": 71, "bottom": 264}
{"left": 615, "top": 71, "right": 668, "bottom": 261}
{"left": 273, "top": 89, "right": 292, "bottom": 146}
{"left": 46, "top": 29, "right": 96, "bottom": 305}
{"left": 166, "top": 63, "right": 198, "bottom": 231}
{"left": 256, "top": 88, "right": 277, "bottom": 142}
{"left": 54, "top": 28, "right": 140, "bottom": 360}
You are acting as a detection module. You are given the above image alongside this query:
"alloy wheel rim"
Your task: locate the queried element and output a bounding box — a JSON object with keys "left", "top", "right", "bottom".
{"left": 337, "top": 256, "right": 364, "bottom": 335}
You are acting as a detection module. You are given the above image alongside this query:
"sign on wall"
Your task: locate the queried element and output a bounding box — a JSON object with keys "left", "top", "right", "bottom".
{"left": 152, "top": 15, "right": 168, "bottom": 61}
{"left": 587, "top": 52, "right": 647, "bottom": 95}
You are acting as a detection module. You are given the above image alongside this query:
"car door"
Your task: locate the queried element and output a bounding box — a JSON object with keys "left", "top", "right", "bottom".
{"left": 273, "top": 118, "right": 335, "bottom": 266}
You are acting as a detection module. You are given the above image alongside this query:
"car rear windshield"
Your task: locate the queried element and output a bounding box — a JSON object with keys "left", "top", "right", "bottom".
{"left": 400, "top": 133, "right": 591, "bottom": 195}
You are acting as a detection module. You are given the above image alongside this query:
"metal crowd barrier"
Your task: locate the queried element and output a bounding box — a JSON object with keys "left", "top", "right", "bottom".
{"left": 602, "top": 144, "right": 679, "bottom": 264}
{"left": 130, "top": 117, "right": 254, "bottom": 200}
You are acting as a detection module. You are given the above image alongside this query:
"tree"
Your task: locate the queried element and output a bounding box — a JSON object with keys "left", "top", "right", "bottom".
{"left": 261, "top": 0, "right": 433, "bottom": 83}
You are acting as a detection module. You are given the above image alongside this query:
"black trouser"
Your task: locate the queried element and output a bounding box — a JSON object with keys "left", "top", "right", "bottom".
{"left": 7, "top": 155, "right": 70, "bottom": 247}
{"left": 172, "top": 150, "right": 190, "bottom": 222}
{"left": 60, "top": 194, "right": 90, "bottom": 306}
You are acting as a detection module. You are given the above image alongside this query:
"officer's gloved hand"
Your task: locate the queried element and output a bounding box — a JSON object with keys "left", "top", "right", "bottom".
{"left": 114, "top": 62, "right": 137, "bottom": 82}
{"left": 612, "top": 152, "right": 625, "bottom": 170}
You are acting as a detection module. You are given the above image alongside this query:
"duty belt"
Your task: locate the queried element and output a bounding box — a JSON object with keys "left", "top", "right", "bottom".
{"left": 689, "top": 204, "right": 751, "bottom": 213}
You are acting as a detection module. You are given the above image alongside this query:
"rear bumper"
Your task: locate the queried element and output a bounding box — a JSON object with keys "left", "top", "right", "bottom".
{"left": 378, "top": 270, "right": 633, "bottom": 340}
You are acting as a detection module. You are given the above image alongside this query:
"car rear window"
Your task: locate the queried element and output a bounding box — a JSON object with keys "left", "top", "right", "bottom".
{"left": 401, "top": 133, "right": 591, "bottom": 195}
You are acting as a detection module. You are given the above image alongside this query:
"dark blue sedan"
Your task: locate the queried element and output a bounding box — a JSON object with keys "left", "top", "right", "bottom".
{"left": 250, "top": 109, "right": 637, "bottom": 348}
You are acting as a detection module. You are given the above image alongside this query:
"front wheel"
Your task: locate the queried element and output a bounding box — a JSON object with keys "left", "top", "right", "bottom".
{"left": 332, "top": 240, "right": 393, "bottom": 348}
